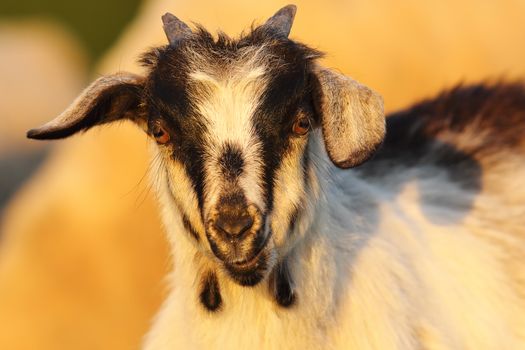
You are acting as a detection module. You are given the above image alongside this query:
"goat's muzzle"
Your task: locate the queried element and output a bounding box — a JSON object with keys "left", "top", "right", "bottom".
{"left": 206, "top": 195, "right": 270, "bottom": 286}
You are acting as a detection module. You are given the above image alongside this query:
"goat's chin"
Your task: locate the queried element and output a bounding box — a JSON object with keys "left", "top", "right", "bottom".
{"left": 222, "top": 250, "right": 271, "bottom": 286}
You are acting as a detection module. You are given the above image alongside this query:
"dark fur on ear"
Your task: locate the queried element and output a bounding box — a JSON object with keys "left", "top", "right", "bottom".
{"left": 27, "top": 73, "right": 144, "bottom": 140}
{"left": 313, "top": 67, "right": 385, "bottom": 168}
{"left": 269, "top": 259, "right": 295, "bottom": 307}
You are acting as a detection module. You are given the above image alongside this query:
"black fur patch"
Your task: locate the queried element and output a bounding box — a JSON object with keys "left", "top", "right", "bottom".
{"left": 219, "top": 143, "right": 244, "bottom": 181}
{"left": 199, "top": 271, "right": 222, "bottom": 312}
{"left": 252, "top": 74, "right": 317, "bottom": 212}
{"left": 269, "top": 259, "right": 295, "bottom": 307}
{"left": 377, "top": 83, "right": 525, "bottom": 163}
{"left": 288, "top": 208, "right": 300, "bottom": 236}
{"left": 302, "top": 138, "right": 310, "bottom": 185}
{"left": 144, "top": 44, "right": 208, "bottom": 213}
{"left": 182, "top": 214, "right": 200, "bottom": 241}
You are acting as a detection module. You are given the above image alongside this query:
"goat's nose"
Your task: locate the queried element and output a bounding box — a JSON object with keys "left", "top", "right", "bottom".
{"left": 214, "top": 212, "right": 254, "bottom": 237}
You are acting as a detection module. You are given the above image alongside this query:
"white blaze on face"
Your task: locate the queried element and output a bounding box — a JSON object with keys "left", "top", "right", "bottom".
{"left": 188, "top": 49, "right": 271, "bottom": 215}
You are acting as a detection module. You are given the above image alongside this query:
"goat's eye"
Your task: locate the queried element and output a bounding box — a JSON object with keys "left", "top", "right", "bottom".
{"left": 152, "top": 122, "right": 170, "bottom": 144}
{"left": 292, "top": 117, "right": 311, "bottom": 136}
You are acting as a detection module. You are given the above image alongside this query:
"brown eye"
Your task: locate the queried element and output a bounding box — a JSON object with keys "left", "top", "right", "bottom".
{"left": 292, "top": 117, "right": 311, "bottom": 136}
{"left": 152, "top": 121, "right": 170, "bottom": 144}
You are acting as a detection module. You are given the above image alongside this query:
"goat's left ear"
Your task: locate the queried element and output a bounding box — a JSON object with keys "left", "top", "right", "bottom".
{"left": 27, "top": 72, "right": 144, "bottom": 140}
{"left": 312, "top": 67, "right": 385, "bottom": 168}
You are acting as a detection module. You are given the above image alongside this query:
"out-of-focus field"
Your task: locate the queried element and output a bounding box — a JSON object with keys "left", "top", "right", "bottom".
{"left": 1, "top": 0, "right": 525, "bottom": 349}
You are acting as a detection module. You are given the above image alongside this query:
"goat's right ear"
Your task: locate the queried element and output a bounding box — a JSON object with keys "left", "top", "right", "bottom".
{"left": 27, "top": 72, "right": 145, "bottom": 140}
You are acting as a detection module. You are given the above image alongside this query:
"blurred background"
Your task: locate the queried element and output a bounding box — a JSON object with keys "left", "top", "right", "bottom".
{"left": 0, "top": 0, "right": 524, "bottom": 349}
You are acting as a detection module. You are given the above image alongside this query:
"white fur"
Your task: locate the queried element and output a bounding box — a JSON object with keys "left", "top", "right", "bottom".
{"left": 188, "top": 48, "right": 270, "bottom": 214}
{"left": 144, "top": 128, "right": 525, "bottom": 349}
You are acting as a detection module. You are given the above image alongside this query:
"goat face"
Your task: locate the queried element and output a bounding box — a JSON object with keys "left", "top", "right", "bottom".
{"left": 27, "top": 5, "right": 385, "bottom": 287}
{"left": 143, "top": 30, "right": 324, "bottom": 286}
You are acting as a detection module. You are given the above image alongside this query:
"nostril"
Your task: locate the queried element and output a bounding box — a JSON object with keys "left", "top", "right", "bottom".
{"left": 215, "top": 213, "right": 254, "bottom": 237}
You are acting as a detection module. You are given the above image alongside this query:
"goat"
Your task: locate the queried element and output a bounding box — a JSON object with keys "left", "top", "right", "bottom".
{"left": 27, "top": 5, "right": 525, "bottom": 349}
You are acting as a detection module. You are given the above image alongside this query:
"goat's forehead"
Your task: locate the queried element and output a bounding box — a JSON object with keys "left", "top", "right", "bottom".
{"left": 187, "top": 44, "right": 272, "bottom": 74}
{"left": 187, "top": 47, "right": 270, "bottom": 99}
{"left": 189, "top": 68, "right": 269, "bottom": 152}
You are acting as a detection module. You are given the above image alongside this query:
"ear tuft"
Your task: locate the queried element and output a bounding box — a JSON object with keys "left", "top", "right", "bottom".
{"left": 27, "top": 73, "right": 144, "bottom": 140}
{"left": 314, "top": 67, "right": 385, "bottom": 168}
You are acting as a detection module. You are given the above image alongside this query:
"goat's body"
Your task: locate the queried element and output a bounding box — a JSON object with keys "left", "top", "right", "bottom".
{"left": 144, "top": 83, "right": 525, "bottom": 350}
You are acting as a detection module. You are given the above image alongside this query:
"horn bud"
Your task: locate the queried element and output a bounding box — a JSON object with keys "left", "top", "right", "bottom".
{"left": 263, "top": 4, "right": 297, "bottom": 37}
{"left": 162, "top": 12, "right": 192, "bottom": 46}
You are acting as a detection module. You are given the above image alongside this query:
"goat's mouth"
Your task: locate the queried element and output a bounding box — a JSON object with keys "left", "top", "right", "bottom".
{"left": 223, "top": 249, "right": 269, "bottom": 286}
{"left": 206, "top": 225, "right": 272, "bottom": 286}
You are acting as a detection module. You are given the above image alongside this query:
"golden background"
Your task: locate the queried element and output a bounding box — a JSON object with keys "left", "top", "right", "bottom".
{"left": 1, "top": 0, "right": 525, "bottom": 348}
